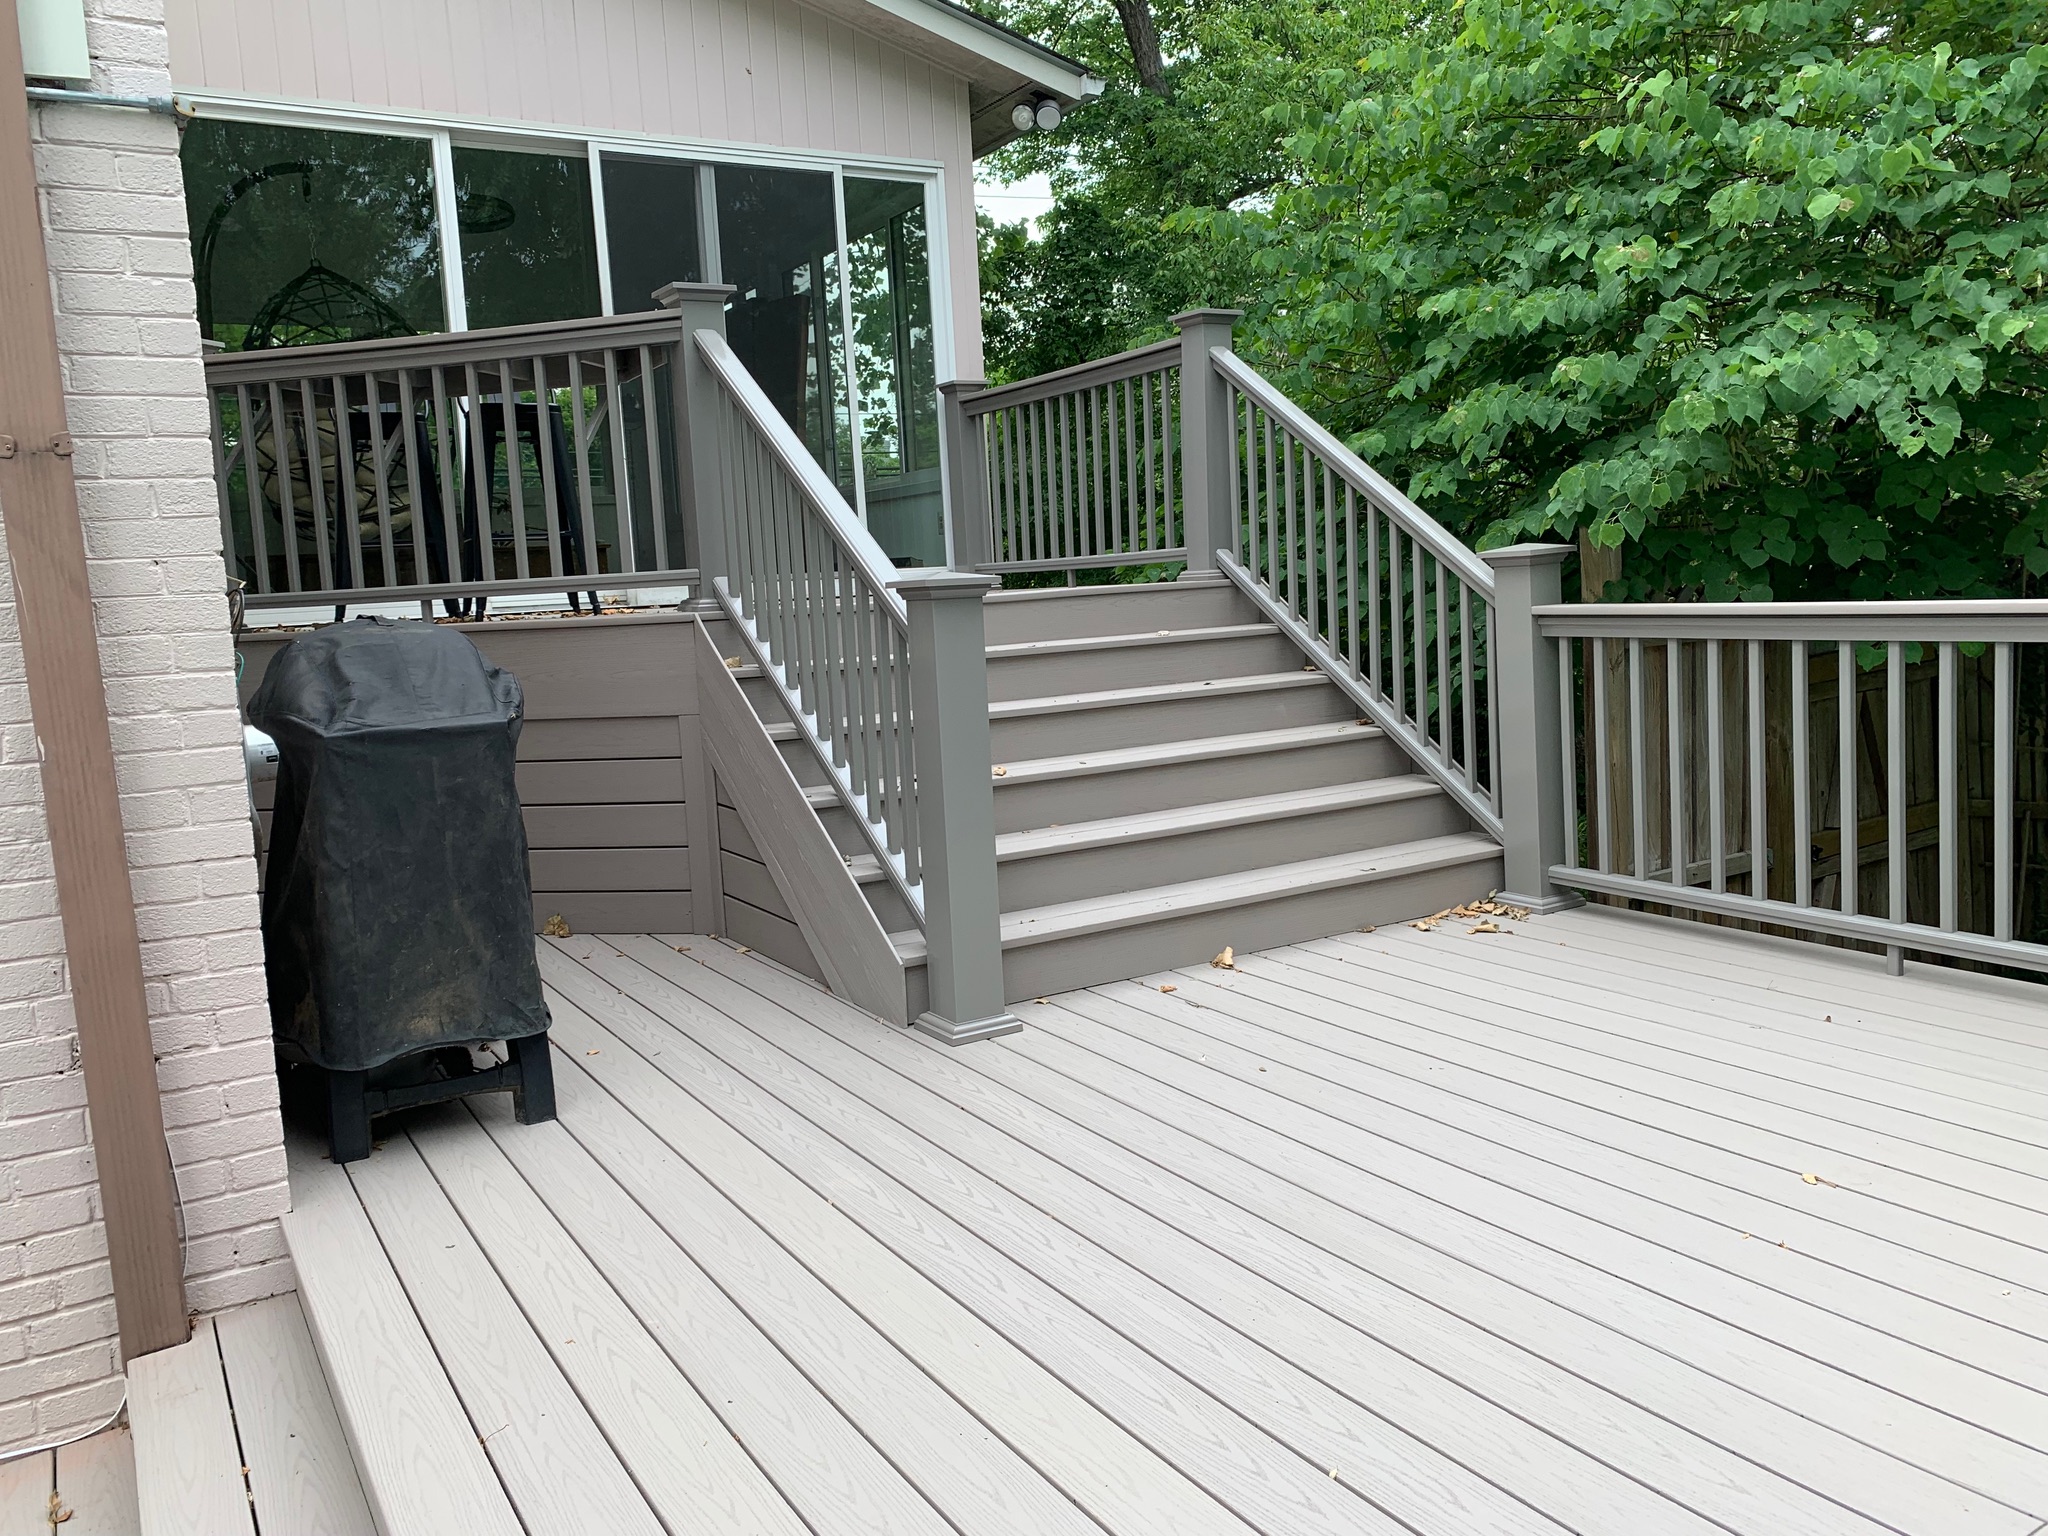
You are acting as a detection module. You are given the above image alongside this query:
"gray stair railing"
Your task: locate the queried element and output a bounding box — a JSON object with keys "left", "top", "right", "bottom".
{"left": 1543, "top": 600, "right": 2048, "bottom": 975}
{"left": 693, "top": 324, "right": 1019, "bottom": 1043}
{"left": 204, "top": 312, "right": 701, "bottom": 610}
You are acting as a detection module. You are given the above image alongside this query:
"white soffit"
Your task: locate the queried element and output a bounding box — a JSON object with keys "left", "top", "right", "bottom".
{"left": 18, "top": 0, "right": 90, "bottom": 83}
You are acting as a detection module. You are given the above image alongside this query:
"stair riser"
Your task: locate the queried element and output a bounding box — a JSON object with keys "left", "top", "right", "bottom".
{"left": 982, "top": 583, "right": 1258, "bottom": 645}
{"left": 985, "top": 633, "right": 1306, "bottom": 702}
{"left": 994, "top": 734, "right": 1411, "bottom": 833}
{"left": 996, "top": 793, "right": 1470, "bottom": 909}
{"left": 857, "top": 877, "right": 918, "bottom": 936}
{"left": 1000, "top": 849, "right": 1503, "bottom": 1001}
{"left": 991, "top": 683, "right": 1352, "bottom": 760}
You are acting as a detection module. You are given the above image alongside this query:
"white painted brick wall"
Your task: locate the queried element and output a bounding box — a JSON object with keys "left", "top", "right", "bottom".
{"left": 0, "top": 0, "right": 290, "bottom": 1451}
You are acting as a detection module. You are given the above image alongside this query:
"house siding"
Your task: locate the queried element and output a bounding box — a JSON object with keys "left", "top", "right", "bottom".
{"left": 0, "top": 0, "right": 291, "bottom": 1452}
{"left": 162, "top": 0, "right": 988, "bottom": 375}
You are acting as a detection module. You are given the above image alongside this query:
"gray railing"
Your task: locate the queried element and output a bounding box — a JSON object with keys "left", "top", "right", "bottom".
{"left": 205, "top": 313, "right": 698, "bottom": 610}
{"left": 1212, "top": 351, "right": 1502, "bottom": 836}
{"left": 1533, "top": 600, "right": 2048, "bottom": 974}
{"left": 692, "top": 321, "right": 1016, "bottom": 1043}
{"left": 944, "top": 334, "right": 1187, "bottom": 575}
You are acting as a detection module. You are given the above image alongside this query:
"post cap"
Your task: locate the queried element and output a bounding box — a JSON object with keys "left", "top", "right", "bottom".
{"left": 1171, "top": 308, "right": 1244, "bottom": 330}
{"left": 1478, "top": 541, "right": 1573, "bottom": 568}
{"left": 652, "top": 281, "right": 738, "bottom": 310}
{"left": 892, "top": 568, "right": 1000, "bottom": 599}
{"left": 938, "top": 378, "right": 989, "bottom": 396}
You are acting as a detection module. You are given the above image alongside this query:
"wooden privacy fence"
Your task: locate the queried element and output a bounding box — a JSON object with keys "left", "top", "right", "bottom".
{"left": 1539, "top": 603, "right": 2048, "bottom": 972}
{"left": 205, "top": 311, "right": 700, "bottom": 610}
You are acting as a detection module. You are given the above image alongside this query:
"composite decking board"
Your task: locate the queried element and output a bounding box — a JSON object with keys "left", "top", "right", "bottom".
{"left": 1306, "top": 936, "right": 2048, "bottom": 1162}
{"left": 461, "top": 1097, "right": 962, "bottom": 1536}
{"left": 54, "top": 1427, "right": 137, "bottom": 1536}
{"left": 1449, "top": 914, "right": 2048, "bottom": 1070}
{"left": 1541, "top": 904, "right": 2048, "bottom": 1038}
{"left": 398, "top": 1116, "right": 816, "bottom": 1536}
{"left": 127, "top": 1319, "right": 256, "bottom": 1536}
{"left": 213, "top": 1294, "right": 377, "bottom": 1536}
{"left": 280, "top": 1137, "right": 525, "bottom": 1536}
{"left": 1352, "top": 924, "right": 2048, "bottom": 1104}
{"left": 1264, "top": 939, "right": 2048, "bottom": 1239}
{"left": 520, "top": 1025, "right": 1110, "bottom": 1536}
{"left": 0, "top": 1450, "right": 50, "bottom": 1531}
{"left": 665, "top": 942, "right": 2000, "bottom": 1536}
{"left": 530, "top": 948, "right": 1260, "bottom": 1536}
{"left": 1023, "top": 984, "right": 2048, "bottom": 1520}
{"left": 346, "top": 1132, "right": 670, "bottom": 1536}
{"left": 1241, "top": 943, "right": 2048, "bottom": 1285}
{"left": 1143, "top": 956, "right": 2048, "bottom": 1343}
{"left": 576, "top": 938, "right": 1451, "bottom": 1536}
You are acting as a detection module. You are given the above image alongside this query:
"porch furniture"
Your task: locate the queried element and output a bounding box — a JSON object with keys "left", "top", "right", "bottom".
{"left": 249, "top": 618, "right": 555, "bottom": 1163}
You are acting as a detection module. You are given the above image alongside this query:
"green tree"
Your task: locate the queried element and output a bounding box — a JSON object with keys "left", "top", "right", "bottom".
{"left": 1201, "top": 0, "right": 2048, "bottom": 599}
{"left": 974, "top": 0, "right": 1423, "bottom": 382}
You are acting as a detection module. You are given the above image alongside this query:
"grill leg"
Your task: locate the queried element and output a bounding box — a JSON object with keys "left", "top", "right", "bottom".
{"left": 326, "top": 1069, "right": 372, "bottom": 1164}
{"left": 509, "top": 1033, "right": 556, "bottom": 1125}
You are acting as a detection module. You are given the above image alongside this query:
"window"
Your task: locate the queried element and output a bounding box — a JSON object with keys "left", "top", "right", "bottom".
{"left": 452, "top": 146, "right": 602, "bottom": 330}
{"left": 601, "top": 153, "right": 701, "bottom": 313}
{"left": 181, "top": 119, "right": 444, "bottom": 350}
{"left": 844, "top": 177, "right": 942, "bottom": 565}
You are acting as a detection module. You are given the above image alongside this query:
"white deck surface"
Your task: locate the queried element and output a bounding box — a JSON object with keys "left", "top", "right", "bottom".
{"left": 283, "top": 907, "right": 2048, "bottom": 1536}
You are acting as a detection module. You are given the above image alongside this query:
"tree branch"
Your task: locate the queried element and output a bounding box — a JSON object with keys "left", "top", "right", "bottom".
{"left": 1112, "top": 0, "right": 1171, "bottom": 98}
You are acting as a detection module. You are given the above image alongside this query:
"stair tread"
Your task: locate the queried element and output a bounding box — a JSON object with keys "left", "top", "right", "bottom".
{"left": 990, "top": 670, "right": 1330, "bottom": 719}
{"left": 985, "top": 623, "right": 1278, "bottom": 660}
{"left": 997, "top": 777, "right": 1444, "bottom": 859}
{"left": 993, "top": 719, "right": 1380, "bottom": 784}
{"left": 999, "top": 832, "right": 1500, "bottom": 948}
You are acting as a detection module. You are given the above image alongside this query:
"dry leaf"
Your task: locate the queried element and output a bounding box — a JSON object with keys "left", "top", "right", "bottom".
{"left": 541, "top": 914, "right": 572, "bottom": 938}
{"left": 48, "top": 1492, "right": 70, "bottom": 1525}
{"left": 674, "top": 945, "right": 691, "bottom": 952}
{"left": 585, "top": 1049, "right": 600, "bottom": 1057}
{"left": 1033, "top": 997, "right": 1050, "bottom": 1004}
{"left": 724, "top": 655, "right": 743, "bottom": 668}
{"left": 1360, "top": 924, "right": 1376, "bottom": 933}
{"left": 1211, "top": 946, "right": 1236, "bottom": 970}
{"left": 1302, "top": 663, "right": 1319, "bottom": 672}
{"left": 735, "top": 945, "right": 752, "bottom": 955}
{"left": 993, "top": 766, "right": 1008, "bottom": 777}
{"left": 1799, "top": 1172, "right": 1838, "bottom": 1188}
{"left": 1467, "top": 920, "right": 1503, "bottom": 935}
{"left": 1159, "top": 984, "right": 1177, "bottom": 994}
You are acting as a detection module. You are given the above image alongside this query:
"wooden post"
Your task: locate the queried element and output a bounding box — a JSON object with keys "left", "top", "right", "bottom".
{"left": 895, "top": 571, "right": 1020, "bottom": 1044}
{"left": 1480, "top": 544, "right": 1582, "bottom": 913}
{"left": 1171, "top": 309, "right": 1240, "bottom": 583}
{"left": 0, "top": 12, "right": 187, "bottom": 1358}
{"left": 938, "top": 379, "right": 990, "bottom": 571}
{"left": 654, "top": 282, "right": 735, "bottom": 613}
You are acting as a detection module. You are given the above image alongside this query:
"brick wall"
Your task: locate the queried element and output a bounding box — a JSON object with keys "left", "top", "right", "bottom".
{"left": 0, "top": 0, "right": 290, "bottom": 1450}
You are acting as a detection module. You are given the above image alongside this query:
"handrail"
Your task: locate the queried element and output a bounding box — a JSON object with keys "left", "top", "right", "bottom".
{"left": 1546, "top": 604, "right": 2048, "bottom": 975}
{"left": 1538, "top": 599, "right": 2048, "bottom": 641}
{"left": 695, "top": 328, "right": 924, "bottom": 919}
{"left": 960, "top": 338, "right": 1182, "bottom": 417}
{"left": 1211, "top": 350, "right": 1493, "bottom": 592}
{"left": 1214, "top": 348, "right": 1501, "bottom": 835}
{"left": 202, "top": 311, "right": 685, "bottom": 384}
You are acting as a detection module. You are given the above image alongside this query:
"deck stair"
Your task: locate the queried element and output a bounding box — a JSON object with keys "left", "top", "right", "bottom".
{"left": 722, "top": 580, "right": 1499, "bottom": 1006}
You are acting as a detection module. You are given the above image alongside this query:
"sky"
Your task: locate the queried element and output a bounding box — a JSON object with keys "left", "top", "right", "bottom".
{"left": 975, "top": 170, "right": 1056, "bottom": 231}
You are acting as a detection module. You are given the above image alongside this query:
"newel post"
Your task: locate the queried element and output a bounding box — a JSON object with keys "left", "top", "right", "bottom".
{"left": 1479, "top": 543, "right": 1582, "bottom": 913}
{"left": 1171, "top": 308, "right": 1241, "bottom": 584}
{"left": 938, "top": 379, "right": 992, "bottom": 570}
{"left": 655, "top": 281, "right": 736, "bottom": 613}
{"left": 895, "top": 570, "right": 1021, "bottom": 1044}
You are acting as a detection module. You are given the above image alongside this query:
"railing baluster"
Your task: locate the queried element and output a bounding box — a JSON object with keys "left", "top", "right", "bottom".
{"left": 236, "top": 384, "right": 273, "bottom": 593}
{"left": 1435, "top": 555, "right": 1451, "bottom": 764}
{"left": 1748, "top": 638, "right": 1767, "bottom": 899}
{"left": 1839, "top": 640, "right": 1858, "bottom": 917}
{"left": 1559, "top": 636, "right": 1580, "bottom": 870}
{"left": 603, "top": 349, "right": 639, "bottom": 575}
{"left": 1888, "top": 639, "right": 1906, "bottom": 933}
{"left": 333, "top": 374, "right": 365, "bottom": 593}
{"left": 1629, "top": 637, "right": 1647, "bottom": 880}
{"left": 566, "top": 353, "right": 603, "bottom": 579}
{"left": 1995, "top": 641, "right": 2015, "bottom": 942}
{"left": 1365, "top": 502, "right": 1381, "bottom": 697}
{"left": 1485, "top": 598, "right": 1501, "bottom": 816}
{"left": 1668, "top": 639, "right": 1687, "bottom": 887}
{"left": 208, "top": 388, "right": 241, "bottom": 590}
{"left": 395, "top": 369, "right": 428, "bottom": 588}
{"left": 430, "top": 367, "right": 459, "bottom": 592}
{"left": 1591, "top": 636, "right": 1611, "bottom": 873}
{"left": 301, "top": 378, "right": 336, "bottom": 593}
{"left": 1388, "top": 523, "right": 1405, "bottom": 724}
{"left": 640, "top": 344, "right": 669, "bottom": 573}
{"left": 1938, "top": 639, "right": 1957, "bottom": 933}
{"left": 1459, "top": 581, "right": 1476, "bottom": 789}
{"left": 1707, "top": 638, "right": 1726, "bottom": 893}
{"left": 265, "top": 382, "right": 304, "bottom": 595}
{"left": 1142, "top": 372, "right": 1158, "bottom": 559}
{"left": 529, "top": 356, "right": 567, "bottom": 586}
{"left": 1410, "top": 535, "right": 1426, "bottom": 732}
{"left": 1791, "top": 640, "right": 1810, "bottom": 907}
{"left": 1345, "top": 485, "right": 1360, "bottom": 685}
{"left": 497, "top": 362, "right": 530, "bottom": 584}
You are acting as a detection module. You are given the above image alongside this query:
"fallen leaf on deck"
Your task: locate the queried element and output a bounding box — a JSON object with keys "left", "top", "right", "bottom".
{"left": 541, "top": 914, "right": 572, "bottom": 938}
{"left": 1800, "top": 1172, "right": 1838, "bottom": 1188}
{"left": 993, "top": 766, "right": 1008, "bottom": 777}
{"left": 735, "top": 946, "right": 752, "bottom": 955}
{"left": 1160, "top": 984, "right": 1177, "bottom": 993}
{"left": 1211, "top": 946, "right": 1236, "bottom": 969}
{"left": 1360, "top": 925, "right": 1376, "bottom": 933}
{"left": 724, "top": 655, "right": 743, "bottom": 668}
{"left": 1034, "top": 997, "right": 1050, "bottom": 1004}
{"left": 1467, "top": 921, "right": 1503, "bottom": 935}
{"left": 585, "top": 1049, "right": 600, "bottom": 1057}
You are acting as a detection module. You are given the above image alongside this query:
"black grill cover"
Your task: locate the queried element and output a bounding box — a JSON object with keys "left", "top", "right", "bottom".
{"left": 249, "top": 617, "right": 548, "bottom": 1072}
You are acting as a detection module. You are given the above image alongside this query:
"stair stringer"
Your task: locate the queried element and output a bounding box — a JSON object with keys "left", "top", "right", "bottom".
{"left": 692, "top": 619, "right": 910, "bottom": 1024}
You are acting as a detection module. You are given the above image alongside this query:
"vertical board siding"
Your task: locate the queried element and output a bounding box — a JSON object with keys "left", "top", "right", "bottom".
{"left": 167, "top": 0, "right": 985, "bottom": 372}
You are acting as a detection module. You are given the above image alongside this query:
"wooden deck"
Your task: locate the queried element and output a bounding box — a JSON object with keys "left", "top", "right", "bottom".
{"left": 285, "top": 907, "right": 2048, "bottom": 1536}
